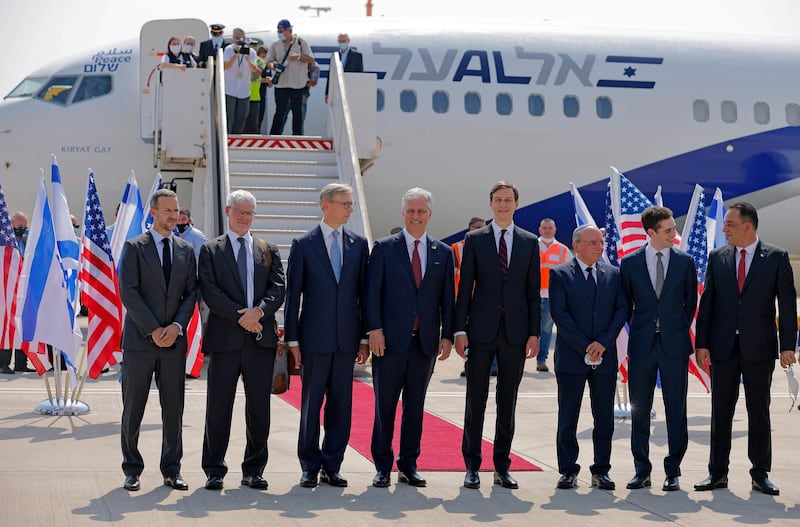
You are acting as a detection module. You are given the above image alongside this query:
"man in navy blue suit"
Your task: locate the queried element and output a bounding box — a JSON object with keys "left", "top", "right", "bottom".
{"left": 550, "top": 225, "right": 628, "bottom": 490}
{"left": 620, "top": 206, "right": 697, "bottom": 492}
{"left": 365, "top": 187, "right": 455, "bottom": 488}
{"left": 284, "top": 183, "right": 369, "bottom": 489}
{"left": 454, "top": 181, "right": 541, "bottom": 490}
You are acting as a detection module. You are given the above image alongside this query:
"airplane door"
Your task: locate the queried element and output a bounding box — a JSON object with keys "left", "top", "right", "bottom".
{"left": 140, "top": 19, "right": 209, "bottom": 140}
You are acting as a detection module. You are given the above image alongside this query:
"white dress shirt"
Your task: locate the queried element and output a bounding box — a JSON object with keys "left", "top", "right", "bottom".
{"left": 645, "top": 243, "right": 671, "bottom": 293}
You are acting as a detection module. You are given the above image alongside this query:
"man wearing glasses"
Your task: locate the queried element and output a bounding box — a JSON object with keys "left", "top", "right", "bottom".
{"left": 694, "top": 202, "right": 797, "bottom": 496}
{"left": 266, "top": 19, "right": 315, "bottom": 135}
{"left": 198, "top": 190, "right": 285, "bottom": 491}
{"left": 284, "top": 183, "right": 369, "bottom": 488}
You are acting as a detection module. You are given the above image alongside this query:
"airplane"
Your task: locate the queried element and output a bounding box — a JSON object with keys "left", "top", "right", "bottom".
{"left": 2, "top": 16, "right": 800, "bottom": 258}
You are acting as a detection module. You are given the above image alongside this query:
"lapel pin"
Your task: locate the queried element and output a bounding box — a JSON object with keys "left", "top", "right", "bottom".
{"left": 432, "top": 245, "right": 437, "bottom": 251}
{"left": 349, "top": 237, "right": 354, "bottom": 244}
{"left": 759, "top": 250, "right": 767, "bottom": 258}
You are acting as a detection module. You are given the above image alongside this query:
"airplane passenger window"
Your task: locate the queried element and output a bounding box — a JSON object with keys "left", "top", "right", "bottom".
{"left": 35, "top": 75, "right": 79, "bottom": 105}
{"left": 753, "top": 102, "right": 770, "bottom": 125}
{"left": 73, "top": 76, "right": 112, "bottom": 103}
{"left": 596, "top": 97, "right": 612, "bottom": 119}
{"left": 786, "top": 103, "right": 800, "bottom": 126}
{"left": 5, "top": 77, "right": 47, "bottom": 99}
{"left": 464, "top": 92, "right": 481, "bottom": 115}
{"left": 721, "top": 100, "right": 737, "bottom": 123}
{"left": 528, "top": 94, "right": 545, "bottom": 116}
{"left": 563, "top": 95, "right": 579, "bottom": 118}
{"left": 400, "top": 90, "right": 417, "bottom": 113}
{"left": 432, "top": 91, "right": 449, "bottom": 114}
{"left": 496, "top": 93, "right": 512, "bottom": 116}
{"left": 693, "top": 100, "right": 710, "bottom": 122}
{"left": 376, "top": 89, "right": 385, "bottom": 112}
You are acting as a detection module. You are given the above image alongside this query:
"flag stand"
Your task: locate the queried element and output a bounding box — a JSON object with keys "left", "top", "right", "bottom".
{"left": 33, "top": 345, "right": 90, "bottom": 416}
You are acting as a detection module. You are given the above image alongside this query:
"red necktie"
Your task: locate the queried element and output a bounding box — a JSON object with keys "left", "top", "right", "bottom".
{"left": 737, "top": 248, "right": 746, "bottom": 293}
{"left": 412, "top": 240, "right": 422, "bottom": 330}
{"left": 498, "top": 229, "right": 508, "bottom": 279}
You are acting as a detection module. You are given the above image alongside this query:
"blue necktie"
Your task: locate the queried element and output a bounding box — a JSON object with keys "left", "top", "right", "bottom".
{"left": 237, "top": 237, "right": 248, "bottom": 298}
{"left": 330, "top": 230, "right": 342, "bottom": 283}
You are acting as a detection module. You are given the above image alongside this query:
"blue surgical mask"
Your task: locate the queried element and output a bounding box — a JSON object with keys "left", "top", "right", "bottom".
{"left": 211, "top": 36, "right": 223, "bottom": 46}
{"left": 278, "top": 33, "right": 286, "bottom": 42}
{"left": 184, "top": 44, "right": 194, "bottom": 53}
{"left": 338, "top": 43, "right": 348, "bottom": 51}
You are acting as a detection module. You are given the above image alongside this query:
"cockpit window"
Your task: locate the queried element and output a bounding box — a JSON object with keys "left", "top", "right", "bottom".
{"left": 4, "top": 76, "right": 47, "bottom": 99}
{"left": 73, "top": 76, "right": 112, "bottom": 103}
{"left": 35, "top": 76, "right": 79, "bottom": 105}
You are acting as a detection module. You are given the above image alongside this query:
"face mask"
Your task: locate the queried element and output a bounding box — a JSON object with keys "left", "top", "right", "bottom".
{"left": 14, "top": 227, "right": 25, "bottom": 237}
{"left": 176, "top": 223, "right": 189, "bottom": 233}
{"left": 338, "top": 43, "right": 348, "bottom": 51}
{"left": 73, "top": 226, "right": 80, "bottom": 236}
{"left": 184, "top": 44, "right": 194, "bottom": 53}
{"left": 211, "top": 36, "right": 224, "bottom": 46}
{"left": 170, "top": 44, "right": 181, "bottom": 55}
{"left": 540, "top": 237, "right": 554, "bottom": 243}
{"left": 278, "top": 33, "right": 286, "bottom": 42}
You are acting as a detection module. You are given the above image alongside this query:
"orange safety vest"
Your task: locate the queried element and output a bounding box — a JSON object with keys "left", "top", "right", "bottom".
{"left": 539, "top": 241, "right": 570, "bottom": 291}
{"left": 452, "top": 240, "right": 465, "bottom": 293}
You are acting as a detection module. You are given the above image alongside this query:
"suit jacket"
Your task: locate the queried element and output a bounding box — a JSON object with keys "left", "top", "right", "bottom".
{"left": 198, "top": 234, "right": 285, "bottom": 351}
{"left": 549, "top": 259, "right": 628, "bottom": 375}
{"left": 453, "top": 224, "right": 540, "bottom": 346}
{"left": 283, "top": 225, "right": 368, "bottom": 354}
{"left": 620, "top": 246, "right": 697, "bottom": 359}
{"left": 325, "top": 49, "right": 364, "bottom": 96}
{"left": 197, "top": 39, "right": 229, "bottom": 68}
{"left": 364, "top": 233, "right": 455, "bottom": 357}
{"left": 119, "top": 232, "right": 198, "bottom": 352}
{"left": 696, "top": 241, "right": 797, "bottom": 361}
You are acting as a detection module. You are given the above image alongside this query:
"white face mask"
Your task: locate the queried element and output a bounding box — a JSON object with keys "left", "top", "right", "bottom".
{"left": 211, "top": 36, "right": 224, "bottom": 46}
{"left": 169, "top": 44, "right": 181, "bottom": 55}
{"left": 278, "top": 33, "right": 286, "bottom": 42}
{"left": 184, "top": 44, "right": 194, "bottom": 53}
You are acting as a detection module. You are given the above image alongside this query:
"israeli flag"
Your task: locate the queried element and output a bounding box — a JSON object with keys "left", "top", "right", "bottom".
{"left": 51, "top": 156, "right": 81, "bottom": 307}
{"left": 707, "top": 187, "right": 727, "bottom": 250}
{"left": 569, "top": 182, "right": 597, "bottom": 227}
{"left": 15, "top": 178, "right": 81, "bottom": 361}
{"left": 109, "top": 171, "right": 144, "bottom": 269}
{"left": 141, "top": 173, "right": 163, "bottom": 232}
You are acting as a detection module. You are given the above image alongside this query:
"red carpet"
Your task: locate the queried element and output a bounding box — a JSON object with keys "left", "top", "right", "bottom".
{"left": 278, "top": 377, "right": 541, "bottom": 472}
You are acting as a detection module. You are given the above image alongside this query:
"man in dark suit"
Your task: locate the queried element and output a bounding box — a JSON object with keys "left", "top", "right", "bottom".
{"left": 454, "top": 181, "right": 540, "bottom": 490}
{"left": 694, "top": 202, "right": 797, "bottom": 496}
{"left": 199, "top": 189, "right": 285, "bottom": 491}
{"left": 118, "top": 189, "right": 198, "bottom": 492}
{"left": 324, "top": 33, "right": 364, "bottom": 101}
{"left": 197, "top": 23, "right": 227, "bottom": 69}
{"left": 365, "top": 187, "right": 455, "bottom": 488}
{"left": 284, "top": 183, "right": 369, "bottom": 489}
{"left": 620, "top": 206, "right": 697, "bottom": 492}
{"left": 550, "top": 225, "right": 628, "bottom": 490}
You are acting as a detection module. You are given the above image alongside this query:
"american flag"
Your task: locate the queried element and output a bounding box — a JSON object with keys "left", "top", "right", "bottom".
{"left": 679, "top": 184, "right": 712, "bottom": 392}
{"left": 79, "top": 172, "right": 122, "bottom": 379}
{"left": 185, "top": 303, "right": 203, "bottom": 378}
{"left": 605, "top": 168, "right": 653, "bottom": 262}
{"left": 0, "top": 184, "right": 23, "bottom": 350}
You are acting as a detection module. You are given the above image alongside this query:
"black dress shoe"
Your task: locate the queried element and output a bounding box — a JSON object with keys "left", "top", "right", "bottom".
{"left": 663, "top": 476, "right": 680, "bottom": 492}
{"left": 494, "top": 471, "right": 519, "bottom": 489}
{"left": 557, "top": 473, "right": 577, "bottom": 489}
{"left": 300, "top": 470, "right": 319, "bottom": 488}
{"left": 464, "top": 470, "right": 480, "bottom": 489}
{"left": 0, "top": 366, "right": 14, "bottom": 375}
{"left": 591, "top": 474, "right": 616, "bottom": 490}
{"left": 241, "top": 474, "right": 268, "bottom": 489}
{"left": 163, "top": 474, "right": 189, "bottom": 490}
{"left": 204, "top": 475, "right": 224, "bottom": 490}
{"left": 752, "top": 477, "right": 779, "bottom": 496}
{"left": 626, "top": 474, "right": 652, "bottom": 489}
{"left": 320, "top": 469, "right": 348, "bottom": 487}
{"left": 398, "top": 471, "right": 427, "bottom": 487}
{"left": 694, "top": 475, "right": 727, "bottom": 491}
{"left": 373, "top": 471, "right": 391, "bottom": 488}
{"left": 123, "top": 475, "right": 140, "bottom": 491}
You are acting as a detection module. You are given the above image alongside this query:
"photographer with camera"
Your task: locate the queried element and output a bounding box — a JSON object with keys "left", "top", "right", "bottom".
{"left": 223, "top": 28, "right": 262, "bottom": 134}
{"left": 266, "top": 19, "right": 314, "bottom": 135}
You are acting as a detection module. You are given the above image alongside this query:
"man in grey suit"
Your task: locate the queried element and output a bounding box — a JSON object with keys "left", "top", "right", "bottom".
{"left": 694, "top": 202, "right": 797, "bottom": 496}
{"left": 199, "top": 190, "right": 285, "bottom": 491}
{"left": 620, "top": 206, "right": 697, "bottom": 492}
{"left": 454, "top": 181, "right": 540, "bottom": 490}
{"left": 118, "top": 189, "right": 198, "bottom": 492}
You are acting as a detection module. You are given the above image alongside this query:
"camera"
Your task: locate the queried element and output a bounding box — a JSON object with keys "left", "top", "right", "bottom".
{"left": 237, "top": 40, "right": 249, "bottom": 54}
{"left": 272, "top": 63, "right": 286, "bottom": 84}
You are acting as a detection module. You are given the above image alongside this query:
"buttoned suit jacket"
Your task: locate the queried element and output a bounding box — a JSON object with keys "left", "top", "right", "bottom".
{"left": 198, "top": 234, "right": 285, "bottom": 351}
{"left": 620, "top": 246, "right": 697, "bottom": 359}
{"left": 549, "top": 259, "right": 628, "bottom": 375}
{"left": 119, "top": 231, "right": 198, "bottom": 352}
{"left": 696, "top": 241, "right": 797, "bottom": 361}
{"left": 364, "top": 233, "right": 455, "bottom": 357}
{"left": 283, "top": 225, "right": 368, "bottom": 354}
{"left": 453, "top": 225, "right": 540, "bottom": 346}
